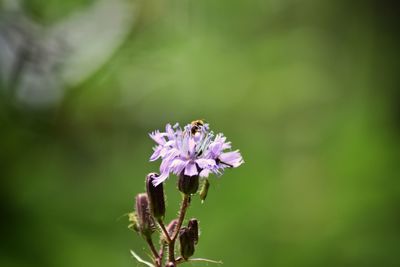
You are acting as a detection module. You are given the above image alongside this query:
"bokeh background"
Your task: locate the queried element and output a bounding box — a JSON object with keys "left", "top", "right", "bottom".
{"left": 1, "top": 0, "right": 399, "bottom": 266}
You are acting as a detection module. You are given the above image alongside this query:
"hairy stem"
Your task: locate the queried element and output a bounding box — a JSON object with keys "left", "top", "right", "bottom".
{"left": 145, "top": 236, "right": 159, "bottom": 263}
{"left": 158, "top": 244, "right": 165, "bottom": 266}
{"left": 172, "top": 194, "right": 190, "bottom": 241}
{"left": 157, "top": 219, "right": 172, "bottom": 243}
{"left": 167, "top": 194, "right": 190, "bottom": 263}
{"left": 167, "top": 239, "right": 175, "bottom": 263}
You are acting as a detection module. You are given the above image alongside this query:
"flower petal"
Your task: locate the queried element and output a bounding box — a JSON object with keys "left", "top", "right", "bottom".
{"left": 170, "top": 158, "right": 188, "bottom": 175}
{"left": 184, "top": 162, "right": 198, "bottom": 176}
{"left": 166, "top": 123, "right": 176, "bottom": 140}
{"left": 152, "top": 172, "right": 169, "bottom": 186}
{"left": 149, "top": 130, "right": 166, "bottom": 145}
{"left": 219, "top": 150, "right": 244, "bottom": 168}
{"left": 150, "top": 146, "right": 162, "bottom": 161}
{"left": 188, "top": 137, "right": 196, "bottom": 156}
{"left": 196, "top": 158, "right": 216, "bottom": 169}
{"left": 199, "top": 169, "right": 211, "bottom": 177}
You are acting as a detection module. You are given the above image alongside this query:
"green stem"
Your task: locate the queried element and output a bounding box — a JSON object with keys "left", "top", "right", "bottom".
{"left": 167, "top": 194, "right": 190, "bottom": 264}
{"left": 172, "top": 194, "right": 190, "bottom": 241}
{"left": 157, "top": 218, "right": 172, "bottom": 244}
{"left": 145, "top": 236, "right": 159, "bottom": 264}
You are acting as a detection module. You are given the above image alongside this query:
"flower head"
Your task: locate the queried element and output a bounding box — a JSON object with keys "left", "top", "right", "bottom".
{"left": 149, "top": 121, "right": 244, "bottom": 186}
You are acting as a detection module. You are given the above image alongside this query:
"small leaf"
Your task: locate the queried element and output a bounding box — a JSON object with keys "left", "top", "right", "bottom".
{"left": 130, "top": 250, "right": 155, "bottom": 267}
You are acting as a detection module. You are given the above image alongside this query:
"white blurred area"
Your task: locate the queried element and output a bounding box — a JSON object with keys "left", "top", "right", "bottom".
{"left": 0, "top": 0, "right": 136, "bottom": 108}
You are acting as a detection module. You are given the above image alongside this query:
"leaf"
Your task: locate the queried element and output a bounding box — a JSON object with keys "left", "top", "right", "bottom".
{"left": 130, "top": 250, "right": 155, "bottom": 267}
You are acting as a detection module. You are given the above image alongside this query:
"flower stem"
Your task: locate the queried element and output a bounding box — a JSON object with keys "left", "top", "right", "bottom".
{"left": 145, "top": 236, "right": 159, "bottom": 263}
{"left": 158, "top": 244, "right": 165, "bottom": 266}
{"left": 172, "top": 194, "right": 190, "bottom": 241}
{"left": 167, "top": 194, "right": 190, "bottom": 263}
{"left": 157, "top": 218, "right": 172, "bottom": 243}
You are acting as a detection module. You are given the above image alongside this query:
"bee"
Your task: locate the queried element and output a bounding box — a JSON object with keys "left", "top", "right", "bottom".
{"left": 190, "top": 119, "right": 205, "bottom": 135}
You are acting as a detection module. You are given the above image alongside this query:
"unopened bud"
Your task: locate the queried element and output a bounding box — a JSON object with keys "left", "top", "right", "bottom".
{"left": 199, "top": 178, "right": 210, "bottom": 203}
{"left": 178, "top": 172, "right": 199, "bottom": 195}
{"left": 187, "top": 218, "right": 199, "bottom": 245}
{"left": 179, "top": 227, "right": 195, "bottom": 260}
{"left": 128, "top": 212, "right": 139, "bottom": 232}
{"left": 166, "top": 262, "right": 176, "bottom": 267}
{"left": 135, "top": 193, "right": 155, "bottom": 238}
{"left": 146, "top": 173, "right": 166, "bottom": 219}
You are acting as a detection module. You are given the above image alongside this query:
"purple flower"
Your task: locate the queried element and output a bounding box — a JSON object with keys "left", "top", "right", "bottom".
{"left": 149, "top": 121, "right": 244, "bottom": 186}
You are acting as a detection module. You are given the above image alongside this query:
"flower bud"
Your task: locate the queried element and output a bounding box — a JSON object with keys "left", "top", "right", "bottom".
{"left": 146, "top": 173, "right": 166, "bottom": 219}
{"left": 179, "top": 227, "right": 195, "bottom": 260}
{"left": 199, "top": 178, "right": 210, "bottom": 203}
{"left": 127, "top": 212, "right": 139, "bottom": 233}
{"left": 135, "top": 193, "right": 155, "bottom": 238}
{"left": 187, "top": 218, "right": 199, "bottom": 245}
{"left": 178, "top": 172, "right": 199, "bottom": 195}
{"left": 166, "top": 262, "right": 176, "bottom": 267}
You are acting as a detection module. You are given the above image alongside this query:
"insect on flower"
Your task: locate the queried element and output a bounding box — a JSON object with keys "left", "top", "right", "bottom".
{"left": 149, "top": 120, "right": 244, "bottom": 186}
{"left": 190, "top": 119, "right": 205, "bottom": 135}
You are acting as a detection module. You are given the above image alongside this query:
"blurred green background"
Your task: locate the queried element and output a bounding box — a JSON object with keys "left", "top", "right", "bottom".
{"left": 1, "top": 0, "right": 400, "bottom": 267}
